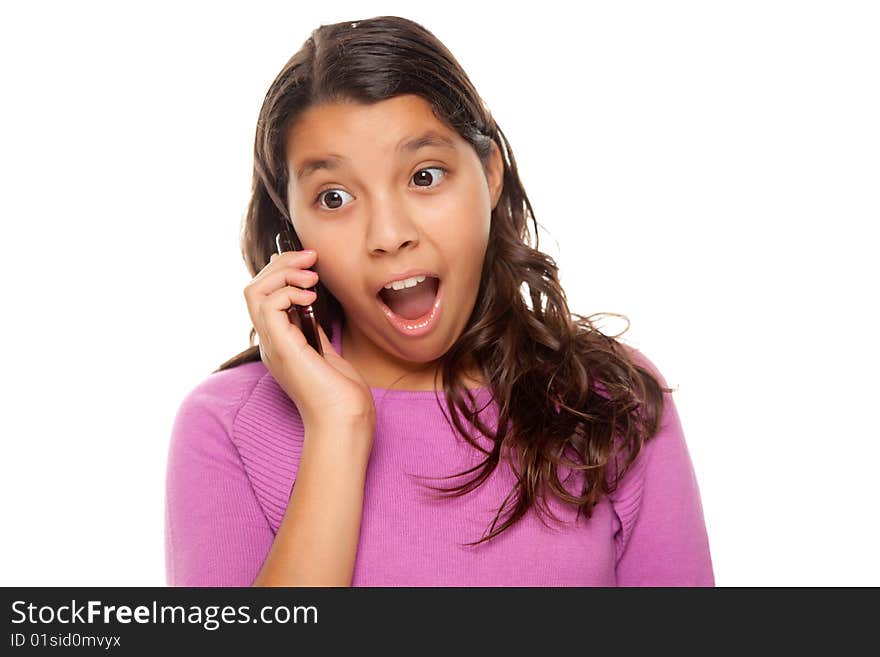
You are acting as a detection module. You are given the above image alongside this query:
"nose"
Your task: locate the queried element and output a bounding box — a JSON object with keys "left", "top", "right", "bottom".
{"left": 366, "top": 197, "right": 420, "bottom": 255}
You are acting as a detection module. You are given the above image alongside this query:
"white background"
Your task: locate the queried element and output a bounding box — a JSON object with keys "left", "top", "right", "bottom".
{"left": 1, "top": 0, "right": 877, "bottom": 586}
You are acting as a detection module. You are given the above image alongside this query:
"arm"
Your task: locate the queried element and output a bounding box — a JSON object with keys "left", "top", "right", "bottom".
{"left": 164, "top": 381, "right": 274, "bottom": 587}
{"left": 252, "top": 423, "right": 373, "bottom": 587}
{"left": 613, "top": 350, "right": 715, "bottom": 586}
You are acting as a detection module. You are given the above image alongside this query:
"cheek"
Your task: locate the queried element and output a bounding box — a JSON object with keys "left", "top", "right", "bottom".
{"left": 432, "top": 209, "right": 489, "bottom": 277}
{"left": 314, "top": 259, "right": 362, "bottom": 305}
{"left": 432, "top": 188, "right": 491, "bottom": 248}
{"left": 443, "top": 230, "right": 489, "bottom": 289}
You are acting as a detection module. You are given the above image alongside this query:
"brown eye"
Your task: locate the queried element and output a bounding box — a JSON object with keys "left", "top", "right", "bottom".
{"left": 412, "top": 167, "right": 447, "bottom": 188}
{"left": 314, "top": 188, "right": 353, "bottom": 210}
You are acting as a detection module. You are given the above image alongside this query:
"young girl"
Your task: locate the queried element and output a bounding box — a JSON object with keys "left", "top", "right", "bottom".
{"left": 164, "top": 15, "right": 714, "bottom": 587}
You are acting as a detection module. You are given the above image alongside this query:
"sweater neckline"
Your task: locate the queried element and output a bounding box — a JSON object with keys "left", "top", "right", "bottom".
{"left": 367, "top": 386, "right": 490, "bottom": 400}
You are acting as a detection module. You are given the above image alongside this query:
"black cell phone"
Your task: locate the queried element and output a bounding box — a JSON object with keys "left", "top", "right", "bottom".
{"left": 275, "top": 224, "right": 324, "bottom": 357}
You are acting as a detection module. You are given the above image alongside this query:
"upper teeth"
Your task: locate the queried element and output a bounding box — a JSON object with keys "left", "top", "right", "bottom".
{"left": 384, "top": 275, "right": 427, "bottom": 290}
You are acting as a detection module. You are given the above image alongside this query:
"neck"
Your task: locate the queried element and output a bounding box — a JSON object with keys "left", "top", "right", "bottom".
{"left": 340, "top": 320, "right": 485, "bottom": 392}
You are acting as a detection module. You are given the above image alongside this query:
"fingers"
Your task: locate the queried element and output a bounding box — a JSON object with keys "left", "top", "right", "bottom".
{"left": 257, "top": 249, "right": 317, "bottom": 280}
{"left": 264, "top": 285, "right": 318, "bottom": 312}
{"left": 256, "top": 267, "right": 319, "bottom": 296}
{"left": 259, "top": 286, "right": 317, "bottom": 341}
{"left": 244, "top": 249, "right": 320, "bottom": 339}
{"left": 246, "top": 250, "right": 319, "bottom": 298}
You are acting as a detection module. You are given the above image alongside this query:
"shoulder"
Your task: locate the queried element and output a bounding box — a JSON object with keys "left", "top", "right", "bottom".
{"left": 168, "top": 359, "right": 306, "bottom": 535}
{"left": 606, "top": 342, "right": 695, "bottom": 502}
{"left": 618, "top": 342, "right": 671, "bottom": 391}
{"left": 175, "top": 361, "right": 307, "bottom": 534}
{"left": 617, "top": 342, "right": 680, "bottom": 433}
{"left": 171, "top": 360, "right": 272, "bottom": 440}
{"left": 607, "top": 341, "right": 685, "bottom": 455}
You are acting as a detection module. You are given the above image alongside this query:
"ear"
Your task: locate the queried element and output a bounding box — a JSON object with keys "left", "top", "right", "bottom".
{"left": 485, "top": 140, "right": 504, "bottom": 211}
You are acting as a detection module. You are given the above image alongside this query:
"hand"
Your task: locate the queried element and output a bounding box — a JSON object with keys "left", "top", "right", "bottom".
{"left": 244, "top": 249, "right": 376, "bottom": 437}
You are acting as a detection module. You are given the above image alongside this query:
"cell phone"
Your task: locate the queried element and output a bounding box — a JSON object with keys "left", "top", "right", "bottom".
{"left": 275, "top": 224, "right": 324, "bottom": 357}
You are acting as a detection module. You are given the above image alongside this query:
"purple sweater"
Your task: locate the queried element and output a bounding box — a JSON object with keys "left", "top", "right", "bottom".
{"left": 165, "top": 317, "right": 714, "bottom": 586}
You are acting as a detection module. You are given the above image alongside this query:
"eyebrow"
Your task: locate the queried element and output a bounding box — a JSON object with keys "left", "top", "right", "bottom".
{"left": 294, "top": 130, "right": 457, "bottom": 182}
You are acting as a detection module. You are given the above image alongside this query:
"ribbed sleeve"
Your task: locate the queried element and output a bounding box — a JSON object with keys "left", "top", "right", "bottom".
{"left": 231, "top": 375, "right": 305, "bottom": 533}
{"left": 610, "top": 350, "right": 715, "bottom": 586}
{"left": 164, "top": 364, "right": 275, "bottom": 586}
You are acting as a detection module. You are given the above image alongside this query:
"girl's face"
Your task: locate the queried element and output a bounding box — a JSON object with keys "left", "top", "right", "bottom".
{"left": 285, "top": 94, "right": 504, "bottom": 389}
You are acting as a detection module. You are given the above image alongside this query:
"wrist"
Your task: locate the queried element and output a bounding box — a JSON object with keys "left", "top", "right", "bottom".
{"left": 302, "top": 419, "right": 375, "bottom": 460}
{"left": 306, "top": 406, "right": 375, "bottom": 433}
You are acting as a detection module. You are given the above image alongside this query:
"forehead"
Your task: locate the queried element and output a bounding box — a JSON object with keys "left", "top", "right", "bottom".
{"left": 286, "top": 94, "right": 462, "bottom": 164}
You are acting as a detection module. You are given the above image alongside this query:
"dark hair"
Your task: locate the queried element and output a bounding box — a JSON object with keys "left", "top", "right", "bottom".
{"left": 215, "top": 15, "right": 671, "bottom": 546}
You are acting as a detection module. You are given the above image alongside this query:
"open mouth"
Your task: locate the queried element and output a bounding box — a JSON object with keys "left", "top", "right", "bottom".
{"left": 376, "top": 275, "right": 441, "bottom": 320}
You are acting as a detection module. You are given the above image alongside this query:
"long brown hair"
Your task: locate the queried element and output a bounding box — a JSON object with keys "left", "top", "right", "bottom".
{"left": 215, "top": 15, "right": 671, "bottom": 546}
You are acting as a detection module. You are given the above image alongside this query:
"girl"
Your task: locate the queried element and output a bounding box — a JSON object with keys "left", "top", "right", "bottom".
{"left": 164, "top": 15, "right": 714, "bottom": 586}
